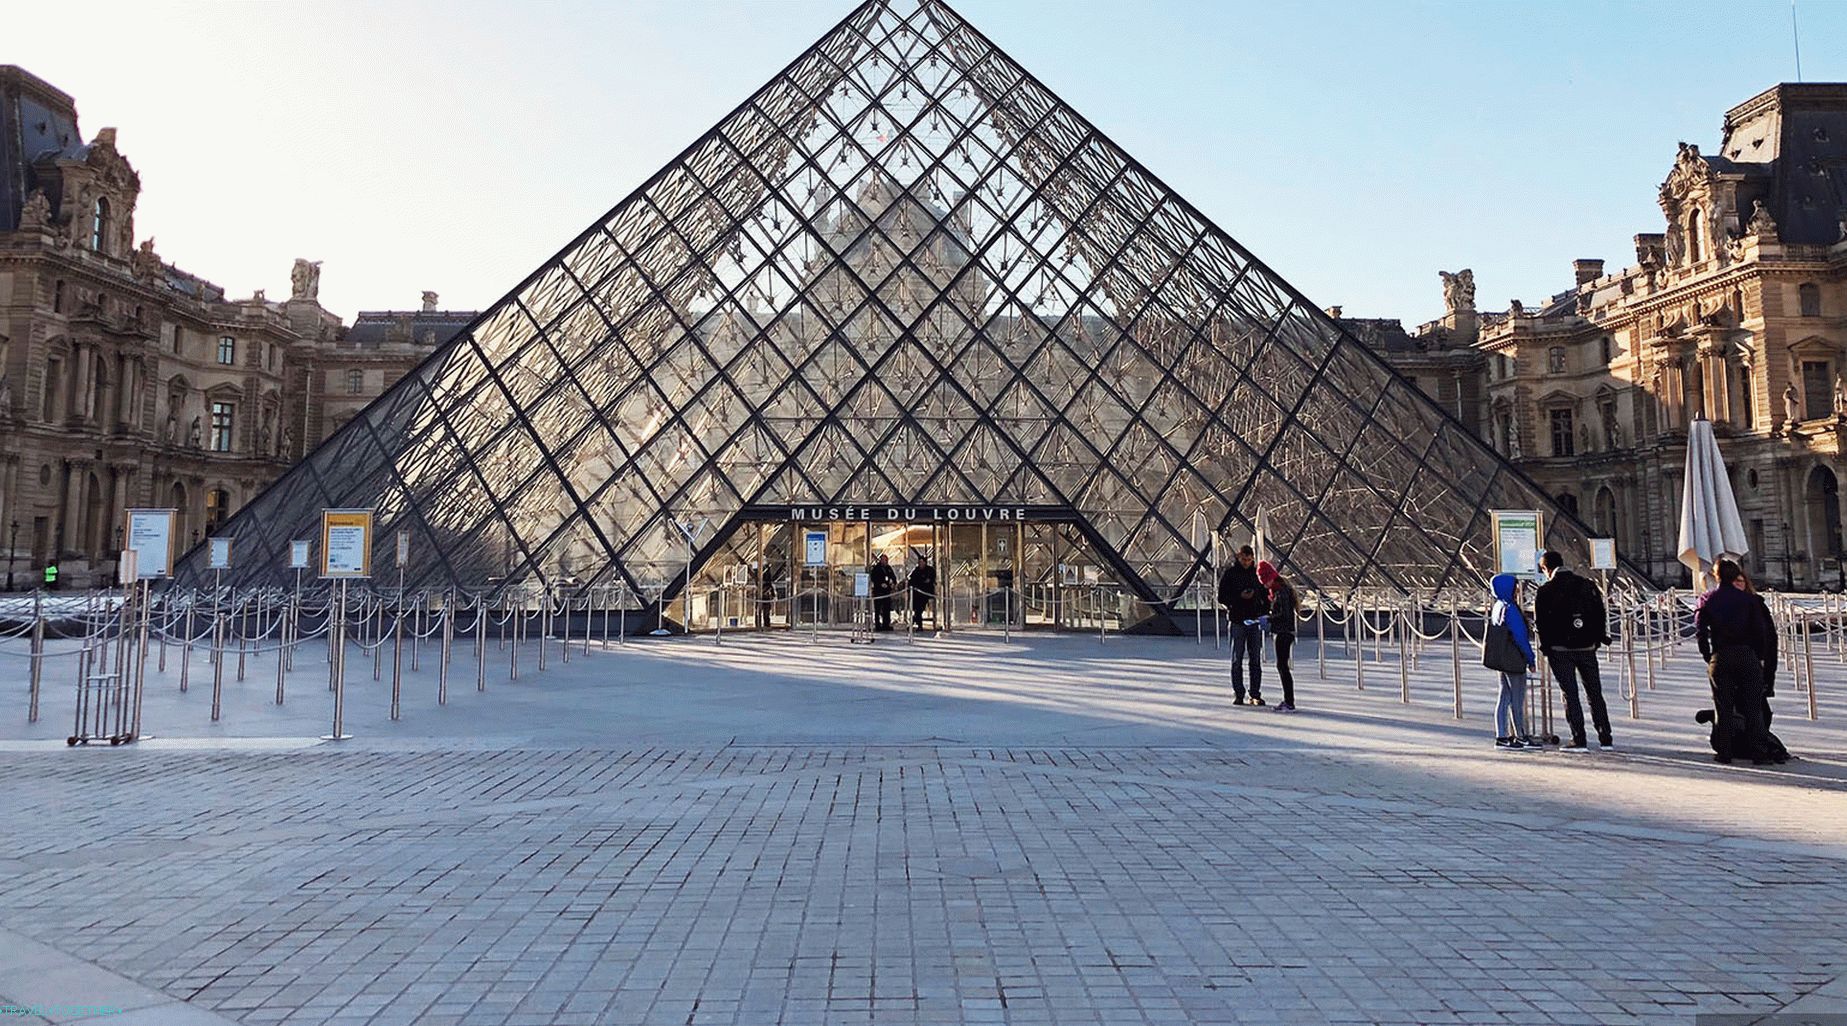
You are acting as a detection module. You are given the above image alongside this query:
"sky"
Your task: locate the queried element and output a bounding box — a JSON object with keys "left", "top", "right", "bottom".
{"left": 7, "top": 0, "right": 1845, "bottom": 327}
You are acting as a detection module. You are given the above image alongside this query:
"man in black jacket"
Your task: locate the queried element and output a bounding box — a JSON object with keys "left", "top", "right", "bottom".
{"left": 869, "top": 553, "right": 897, "bottom": 631}
{"left": 907, "top": 553, "right": 937, "bottom": 630}
{"left": 1534, "top": 550, "right": 1614, "bottom": 750}
{"left": 1218, "top": 545, "right": 1269, "bottom": 705}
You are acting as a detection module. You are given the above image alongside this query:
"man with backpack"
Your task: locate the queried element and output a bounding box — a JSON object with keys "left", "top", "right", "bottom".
{"left": 1534, "top": 550, "right": 1615, "bottom": 751}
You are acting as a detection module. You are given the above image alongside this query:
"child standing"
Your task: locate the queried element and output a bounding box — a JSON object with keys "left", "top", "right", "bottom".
{"left": 1485, "top": 573, "right": 1538, "bottom": 750}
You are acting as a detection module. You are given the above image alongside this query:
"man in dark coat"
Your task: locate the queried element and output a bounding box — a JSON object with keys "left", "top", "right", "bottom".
{"left": 1534, "top": 550, "right": 1615, "bottom": 750}
{"left": 869, "top": 553, "right": 897, "bottom": 631}
{"left": 1218, "top": 545, "right": 1269, "bottom": 705}
{"left": 907, "top": 553, "right": 937, "bottom": 630}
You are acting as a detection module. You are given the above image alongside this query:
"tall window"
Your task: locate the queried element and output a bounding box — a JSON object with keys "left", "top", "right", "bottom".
{"left": 171, "top": 324, "right": 184, "bottom": 355}
{"left": 1802, "top": 360, "right": 1831, "bottom": 420}
{"left": 1599, "top": 336, "right": 1613, "bottom": 365}
{"left": 52, "top": 279, "right": 65, "bottom": 313}
{"left": 1686, "top": 209, "right": 1702, "bottom": 263}
{"left": 217, "top": 336, "right": 235, "bottom": 365}
{"left": 205, "top": 488, "right": 229, "bottom": 529}
{"left": 1496, "top": 354, "right": 1509, "bottom": 379}
{"left": 1737, "top": 365, "right": 1754, "bottom": 429}
{"left": 347, "top": 368, "right": 364, "bottom": 394}
{"left": 42, "top": 359, "right": 61, "bottom": 421}
{"left": 210, "top": 401, "right": 235, "bottom": 452}
{"left": 1555, "top": 492, "right": 1579, "bottom": 518}
{"left": 1547, "top": 347, "right": 1567, "bottom": 374}
{"left": 90, "top": 197, "right": 111, "bottom": 253}
{"left": 1799, "top": 283, "right": 1822, "bottom": 318}
{"left": 1549, "top": 407, "right": 1575, "bottom": 457}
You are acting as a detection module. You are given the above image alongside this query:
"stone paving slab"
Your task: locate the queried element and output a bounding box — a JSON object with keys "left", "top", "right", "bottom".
{"left": 0, "top": 633, "right": 1843, "bottom": 1024}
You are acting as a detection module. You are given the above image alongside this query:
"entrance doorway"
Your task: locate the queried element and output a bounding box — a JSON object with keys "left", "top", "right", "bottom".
{"left": 678, "top": 516, "right": 1134, "bottom": 633}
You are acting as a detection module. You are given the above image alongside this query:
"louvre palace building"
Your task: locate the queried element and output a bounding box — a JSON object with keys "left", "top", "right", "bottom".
{"left": 1342, "top": 83, "right": 1847, "bottom": 591}
{"left": 0, "top": 66, "right": 470, "bottom": 589}
{"left": 6, "top": 3, "right": 1845, "bottom": 623}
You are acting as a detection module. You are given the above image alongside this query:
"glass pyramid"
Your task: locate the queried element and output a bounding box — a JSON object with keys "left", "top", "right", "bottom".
{"left": 178, "top": 0, "right": 1614, "bottom": 617}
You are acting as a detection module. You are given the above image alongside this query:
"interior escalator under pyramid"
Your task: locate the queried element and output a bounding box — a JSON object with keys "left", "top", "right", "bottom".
{"left": 178, "top": 0, "right": 1620, "bottom": 622}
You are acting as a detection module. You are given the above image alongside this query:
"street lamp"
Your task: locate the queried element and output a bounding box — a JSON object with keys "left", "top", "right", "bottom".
{"left": 6, "top": 519, "right": 17, "bottom": 591}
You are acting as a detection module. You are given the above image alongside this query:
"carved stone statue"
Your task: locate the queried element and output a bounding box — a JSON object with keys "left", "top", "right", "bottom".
{"left": 1508, "top": 298, "right": 1524, "bottom": 316}
{"left": 1439, "top": 269, "right": 1476, "bottom": 314}
{"left": 1745, "top": 200, "right": 1778, "bottom": 238}
{"left": 1784, "top": 383, "right": 1802, "bottom": 426}
{"left": 131, "top": 237, "right": 161, "bottom": 280}
{"left": 162, "top": 413, "right": 176, "bottom": 444}
{"left": 0, "top": 374, "right": 12, "bottom": 416}
{"left": 19, "top": 189, "right": 51, "bottom": 230}
{"left": 188, "top": 415, "right": 203, "bottom": 449}
{"left": 290, "top": 258, "right": 322, "bottom": 300}
{"left": 1835, "top": 374, "right": 1846, "bottom": 418}
{"left": 1602, "top": 408, "right": 1623, "bottom": 450}
{"left": 1664, "top": 222, "right": 1685, "bottom": 265}
{"left": 281, "top": 424, "right": 295, "bottom": 458}
{"left": 1578, "top": 422, "right": 1591, "bottom": 453}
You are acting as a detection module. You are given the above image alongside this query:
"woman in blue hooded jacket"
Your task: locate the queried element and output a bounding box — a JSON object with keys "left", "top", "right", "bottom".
{"left": 1488, "top": 573, "right": 1539, "bottom": 750}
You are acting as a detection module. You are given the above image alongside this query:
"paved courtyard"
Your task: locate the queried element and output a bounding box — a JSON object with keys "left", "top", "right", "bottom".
{"left": 2, "top": 629, "right": 1845, "bottom": 1025}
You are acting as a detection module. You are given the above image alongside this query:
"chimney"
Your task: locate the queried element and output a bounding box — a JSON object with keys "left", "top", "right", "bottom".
{"left": 420, "top": 290, "right": 439, "bottom": 313}
{"left": 1573, "top": 259, "right": 1604, "bottom": 286}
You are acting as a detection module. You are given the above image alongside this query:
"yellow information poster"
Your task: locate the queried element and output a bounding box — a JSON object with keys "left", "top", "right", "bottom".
{"left": 321, "top": 509, "right": 374, "bottom": 578}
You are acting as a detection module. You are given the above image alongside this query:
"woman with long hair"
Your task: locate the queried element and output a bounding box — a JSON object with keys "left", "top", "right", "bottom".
{"left": 1257, "top": 561, "right": 1299, "bottom": 712}
{"left": 1695, "top": 559, "right": 1777, "bottom": 763}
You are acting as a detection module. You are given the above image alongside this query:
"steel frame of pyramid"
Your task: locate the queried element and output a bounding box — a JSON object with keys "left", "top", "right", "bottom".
{"left": 176, "top": 0, "right": 1626, "bottom": 618}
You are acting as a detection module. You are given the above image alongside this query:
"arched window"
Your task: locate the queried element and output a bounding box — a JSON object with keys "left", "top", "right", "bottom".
{"left": 1799, "top": 283, "right": 1822, "bottom": 318}
{"left": 90, "top": 197, "right": 111, "bottom": 254}
{"left": 1806, "top": 466, "right": 1843, "bottom": 563}
{"left": 1686, "top": 209, "right": 1702, "bottom": 263}
{"left": 1595, "top": 487, "right": 1619, "bottom": 542}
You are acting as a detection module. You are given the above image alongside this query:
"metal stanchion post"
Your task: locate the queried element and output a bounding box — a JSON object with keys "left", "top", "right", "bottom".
{"left": 211, "top": 585, "right": 226, "bottom": 723}
{"left": 1354, "top": 607, "right": 1365, "bottom": 691}
{"left": 1624, "top": 597, "right": 1640, "bottom": 720}
{"left": 509, "top": 592, "right": 520, "bottom": 681}
{"left": 275, "top": 586, "right": 289, "bottom": 706}
{"left": 560, "top": 588, "right": 572, "bottom": 663}
{"left": 412, "top": 590, "right": 423, "bottom": 672}
{"left": 389, "top": 589, "right": 403, "bottom": 722}
{"left": 439, "top": 588, "right": 453, "bottom": 705}
{"left": 28, "top": 591, "right": 44, "bottom": 723}
{"left": 476, "top": 592, "right": 488, "bottom": 692}
{"left": 1449, "top": 598, "right": 1462, "bottom": 720}
{"left": 236, "top": 588, "right": 248, "bottom": 682}
{"left": 539, "top": 586, "right": 550, "bottom": 671}
{"left": 325, "top": 579, "right": 350, "bottom": 740}
{"left": 1398, "top": 605, "right": 1410, "bottom": 704}
{"left": 158, "top": 591, "right": 169, "bottom": 673}
{"left": 1316, "top": 597, "right": 1326, "bottom": 681}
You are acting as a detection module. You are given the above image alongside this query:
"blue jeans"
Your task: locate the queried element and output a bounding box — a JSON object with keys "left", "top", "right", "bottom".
{"left": 1496, "top": 671, "right": 1529, "bottom": 738}
{"left": 1230, "top": 624, "right": 1263, "bottom": 699}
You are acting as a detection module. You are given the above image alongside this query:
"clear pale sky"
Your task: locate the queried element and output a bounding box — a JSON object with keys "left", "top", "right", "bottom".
{"left": 7, "top": 0, "right": 1844, "bottom": 326}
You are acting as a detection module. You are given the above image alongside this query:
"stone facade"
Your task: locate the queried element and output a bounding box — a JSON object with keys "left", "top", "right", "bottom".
{"left": 1378, "top": 83, "right": 1847, "bottom": 589}
{"left": 0, "top": 67, "right": 468, "bottom": 588}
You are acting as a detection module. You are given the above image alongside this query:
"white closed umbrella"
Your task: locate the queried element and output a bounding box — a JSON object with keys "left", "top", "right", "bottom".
{"left": 1677, "top": 417, "right": 1748, "bottom": 590}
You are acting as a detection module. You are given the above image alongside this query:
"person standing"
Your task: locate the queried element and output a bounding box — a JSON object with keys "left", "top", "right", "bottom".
{"left": 907, "top": 552, "right": 937, "bottom": 631}
{"left": 869, "top": 553, "right": 897, "bottom": 632}
{"left": 1695, "top": 559, "right": 1777, "bottom": 764}
{"left": 1257, "top": 560, "right": 1299, "bottom": 712}
{"left": 1534, "top": 550, "right": 1615, "bottom": 751}
{"left": 1485, "top": 573, "right": 1538, "bottom": 750}
{"left": 1217, "top": 545, "right": 1269, "bottom": 705}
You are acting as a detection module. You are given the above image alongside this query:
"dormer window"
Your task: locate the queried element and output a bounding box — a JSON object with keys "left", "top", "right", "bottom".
{"left": 90, "top": 197, "right": 111, "bottom": 254}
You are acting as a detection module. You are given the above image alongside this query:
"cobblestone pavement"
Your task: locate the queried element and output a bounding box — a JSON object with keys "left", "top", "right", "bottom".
{"left": 2, "top": 634, "right": 1845, "bottom": 1025}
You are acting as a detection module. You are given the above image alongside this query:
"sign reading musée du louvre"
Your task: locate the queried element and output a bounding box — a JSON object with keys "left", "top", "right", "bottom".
{"left": 744, "top": 505, "right": 1072, "bottom": 523}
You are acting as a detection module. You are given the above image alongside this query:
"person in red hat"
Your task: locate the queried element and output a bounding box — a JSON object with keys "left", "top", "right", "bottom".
{"left": 1257, "top": 560, "right": 1299, "bottom": 712}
